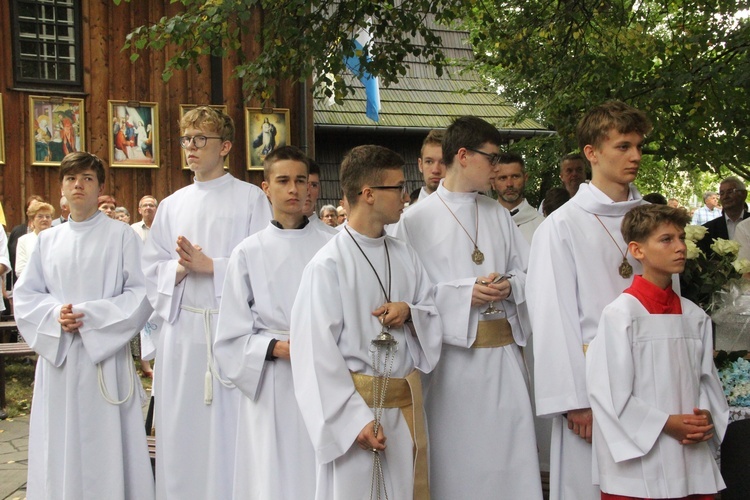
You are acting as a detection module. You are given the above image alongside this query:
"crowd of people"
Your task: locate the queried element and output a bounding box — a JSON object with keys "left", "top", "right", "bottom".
{"left": 2, "top": 102, "right": 735, "bottom": 500}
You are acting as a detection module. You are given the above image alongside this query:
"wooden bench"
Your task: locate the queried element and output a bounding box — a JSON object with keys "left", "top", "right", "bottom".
{"left": 0, "top": 339, "right": 36, "bottom": 410}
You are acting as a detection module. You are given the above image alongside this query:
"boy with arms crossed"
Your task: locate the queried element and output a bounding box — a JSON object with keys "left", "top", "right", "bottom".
{"left": 15, "top": 152, "right": 154, "bottom": 499}
{"left": 291, "top": 145, "right": 442, "bottom": 499}
{"left": 587, "top": 204, "right": 727, "bottom": 500}
{"left": 527, "top": 101, "right": 653, "bottom": 500}
{"left": 142, "top": 107, "right": 271, "bottom": 499}
{"left": 213, "top": 146, "right": 333, "bottom": 499}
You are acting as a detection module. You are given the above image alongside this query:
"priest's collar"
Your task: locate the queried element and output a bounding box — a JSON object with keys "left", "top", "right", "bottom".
{"left": 271, "top": 216, "right": 309, "bottom": 230}
{"left": 573, "top": 183, "right": 643, "bottom": 216}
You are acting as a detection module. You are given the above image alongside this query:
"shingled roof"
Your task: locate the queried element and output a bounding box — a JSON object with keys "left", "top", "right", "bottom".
{"left": 314, "top": 23, "right": 550, "bottom": 135}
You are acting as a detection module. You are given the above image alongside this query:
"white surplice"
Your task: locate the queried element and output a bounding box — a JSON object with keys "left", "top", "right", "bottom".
{"left": 308, "top": 212, "right": 339, "bottom": 235}
{"left": 395, "top": 184, "right": 542, "bottom": 500}
{"left": 142, "top": 173, "right": 272, "bottom": 500}
{"left": 510, "top": 197, "right": 552, "bottom": 471}
{"left": 213, "top": 222, "right": 334, "bottom": 499}
{"left": 512, "top": 198, "right": 545, "bottom": 244}
{"left": 527, "top": 183, "right": 645, "bottom": 500}
{"left": 587, "top": 295, "right": 728, "bottom": 497}
{"left": 14, "top": 211, "right": 154, "bottom": 500}
{"left": 290, "top": 228, "right": 442, "bottom": 500}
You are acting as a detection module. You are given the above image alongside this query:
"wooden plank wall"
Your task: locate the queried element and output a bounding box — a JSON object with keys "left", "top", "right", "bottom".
{"left": 0, "top": 0, "right": 312, "bottom": 229}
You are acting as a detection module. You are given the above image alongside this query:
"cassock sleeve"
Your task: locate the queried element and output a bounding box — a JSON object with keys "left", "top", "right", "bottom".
{"left": 401, "top": 244, "right": 442, "bottom": 373}
{"left": 74, "top": 229, "right": 152, "bottom": 364}
{"left": 528, "top": 218, "right": 590, "bottom": 417}
{"left": 696, "top": 306, "right": 729, "bottom": 452}
{"left": 290, "top": 259, "right": 376, "bottom": 465}
{"left": 142, "top": 201, "right": 186, "bottom": 324}
{"left": 586, "top": 305, "right": 669, "bottom": 463}
{"left": 214, "top": 244, "right": 272, "bottom": 400}
{"left": 14, "top": 236, "right": 72, "bottom": 366}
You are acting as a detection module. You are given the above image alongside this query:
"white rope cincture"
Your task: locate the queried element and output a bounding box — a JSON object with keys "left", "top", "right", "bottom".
{"left": 97, "top": 349, "right": 135, "bottom": 406}
{"left": 180, "top": 305, "right": 233, "bottom": 405}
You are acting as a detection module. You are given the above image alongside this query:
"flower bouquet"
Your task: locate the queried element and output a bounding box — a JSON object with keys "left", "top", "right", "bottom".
{"left": 717, "top": 354, "right": 750, "bottom": 407}
{"left": 681, "top": 225, "right": 750, "bottom": 314}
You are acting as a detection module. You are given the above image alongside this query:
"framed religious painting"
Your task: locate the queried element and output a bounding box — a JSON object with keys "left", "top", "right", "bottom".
{"left": 107, "top": 100, "right": 160, "bottom": 168}
{"left": 178, "top": 104, "right": 229, "bottom": 170}
{"left": 245, "top": 107, "right": 290, "bottom": 170}
{"left": 0, "top": 93, "right": 5, "bottom": 165}
{"left": 29, "top": 95, "right": 85, "bottom": 166}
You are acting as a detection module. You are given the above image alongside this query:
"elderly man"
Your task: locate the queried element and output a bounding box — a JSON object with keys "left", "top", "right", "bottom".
{"left": 131, "top": 195, "right": 158, "bottom": 241}
{"left": 691, "top": 191, "right": 722, "bottom": 225}
{"left": 52, "top": 196, "right": 70, "bottom": 226}
{"left": 699, "top": 177, "right": 749, "bottom": 255}
{"left": 539, "top": 154, "right": 587, "bottom": 213}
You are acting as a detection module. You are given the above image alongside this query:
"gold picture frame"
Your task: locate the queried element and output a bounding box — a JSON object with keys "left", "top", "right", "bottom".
{"left": 178, "top": 104, "right": 229, "bottom": 170}
{"left": 29, "top": 95, "right": 85, "bottom": 166}
{"left": 245, "top": 107, "right": 290, "bottom": 170}
{"left": 108, "top": 100, "right": 159, "bottom": 168}
{"left": 0, "top": 93, "right": 5, "bottom": 165}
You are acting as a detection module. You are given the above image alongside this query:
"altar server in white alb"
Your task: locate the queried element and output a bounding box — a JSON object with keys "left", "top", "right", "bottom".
{"left": 587, "top": 204, "right": 727, "bottom": 500}
{"left": 15, "top": 152, "right": 154, "bottom": 500}
{"left": 527, "top": 100, "right": 653, "bottom": 500}
{"left": 142, "top": 107, "right": 271, "bottom": 500}
{"left": 291, "top": 145, "right": 442, "bottom": 499}
{"left": 213, "top": 146, "right": 333, "bottom": 499}
{"left": 395, "top": 116, "right": 541, "bottom": 499}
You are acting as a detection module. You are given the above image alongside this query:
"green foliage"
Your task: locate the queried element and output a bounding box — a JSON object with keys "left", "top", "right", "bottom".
{"left": 462, "top": 0, "right": 750, "bottom": 178}
{"left": 116, "top": 0, "right": 466, "bottom": 104}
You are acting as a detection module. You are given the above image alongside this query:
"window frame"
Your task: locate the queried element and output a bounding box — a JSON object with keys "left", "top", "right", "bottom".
{"left": 10, "top": 0, "right": 83, "bottom": 90}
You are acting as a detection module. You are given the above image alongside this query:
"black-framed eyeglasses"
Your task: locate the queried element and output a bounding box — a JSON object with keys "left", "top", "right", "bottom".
{"left": 719, "top": 188, "right": 746, "bottom": 197}
{"left": 466, "top": 147, "right": 501, "bottom": 166}
{"left": 358, "top": 184, "right": 408, "bottom": 196}
{"left": 178, "top": 135, "right": 224, "bottom": 149}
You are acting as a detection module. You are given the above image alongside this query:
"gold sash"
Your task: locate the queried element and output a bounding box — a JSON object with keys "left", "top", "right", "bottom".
{"left": 472, "top": 318, "right": 514, "bottom": 348}
{"left": 351, "top": 370, "right": 429, "bottom": 500}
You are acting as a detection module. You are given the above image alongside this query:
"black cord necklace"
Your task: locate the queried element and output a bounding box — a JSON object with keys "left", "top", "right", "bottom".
{"left": 344, "top": 227, "right": 391, "bottom": 303}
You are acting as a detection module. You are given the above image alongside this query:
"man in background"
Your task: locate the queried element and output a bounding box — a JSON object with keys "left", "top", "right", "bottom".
{"left": 51, "top": 196, "right": 70, "bottom": 226}
{"left": 691, "top": 191, "right": 721, "bottom": 225}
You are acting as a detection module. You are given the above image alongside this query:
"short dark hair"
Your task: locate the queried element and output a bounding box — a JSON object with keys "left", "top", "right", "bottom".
{"left": 308, "top": 159, "right": 321, "bottom": 177}
{"left": 497, "top": 151, "right": 525, "bottom": 169}
{"left": 642, "top": 192, "right": 668, "bottom": 205}
{"left": 621, "top": 204, "right": 691, "bottom": 243}
{"left": 443, "top": 116, "right": 502, "bottom": 166}
{"left": 542, "top": 187, "right": 570, "bottom": 217}
{"left": 59, "top": 152, "right": 106, "bottom": 186}
{"left": 340, "top": 145, "right": 404, "bottom": 209}
{"left": 576, "top": 100, "right": 652, "bottom": 152}
{"left": 263, "top": 145, "right": 310, "bottom": 180}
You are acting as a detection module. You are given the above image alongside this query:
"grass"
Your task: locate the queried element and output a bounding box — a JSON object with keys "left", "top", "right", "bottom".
{"left": 4, "top": 357, "right": 34, "bottom": 418}
{"left": 3, "top": 357, "right": 153, "bottom": 419}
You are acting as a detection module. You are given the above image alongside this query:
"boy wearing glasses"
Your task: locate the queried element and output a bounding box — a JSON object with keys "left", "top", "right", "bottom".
{"left": 142, "top": 107, "right": 271, "bottom": 499}
{"left": 396, "top": 116, "right": 541, "bottom": 499}
{"left": 291, "top": 145, "right": 442, "bottom": 499}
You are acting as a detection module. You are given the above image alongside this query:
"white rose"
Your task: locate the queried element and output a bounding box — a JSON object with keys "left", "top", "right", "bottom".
{"left": 685, "top": 239, "right": 702, "bottom": 260}
{"left": 733, "top": 258, "right": 750, "bottom": 274}
{"left": 685, "top": 225, "right": 708, "bottom": 242}
{"left": 711, "top": 238, "right": 741, "bottom": 256}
